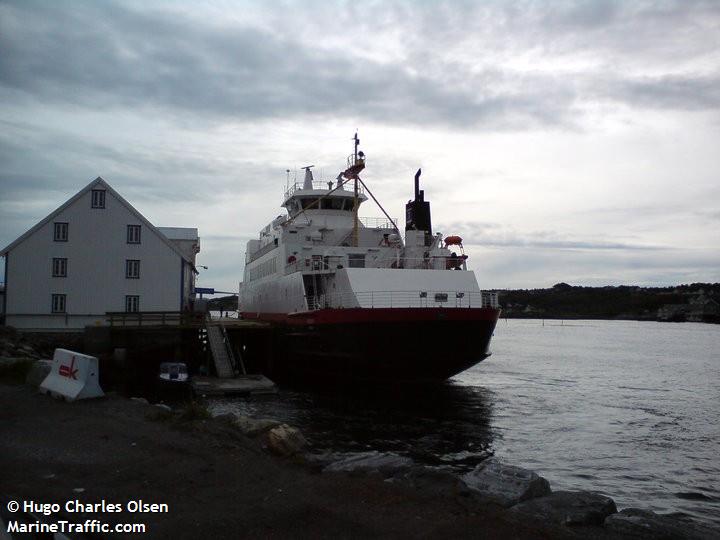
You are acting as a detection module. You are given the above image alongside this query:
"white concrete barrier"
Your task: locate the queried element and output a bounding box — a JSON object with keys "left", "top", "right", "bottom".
{"left": 39, "top": 349, "right": 104, "bottom": 401}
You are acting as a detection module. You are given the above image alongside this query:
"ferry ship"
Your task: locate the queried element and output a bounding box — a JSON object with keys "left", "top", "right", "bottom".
{"left": 239, "top": 135, "right": 500, "bottom": 382}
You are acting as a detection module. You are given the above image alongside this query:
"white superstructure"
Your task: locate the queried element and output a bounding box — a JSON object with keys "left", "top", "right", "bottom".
{"left": 240, "top": 145, "right": 498, "bottom": 318}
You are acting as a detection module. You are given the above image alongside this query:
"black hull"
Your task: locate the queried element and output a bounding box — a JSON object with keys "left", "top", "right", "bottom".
{"left": 241, "top": 309, "right": 500, "bottom": 384}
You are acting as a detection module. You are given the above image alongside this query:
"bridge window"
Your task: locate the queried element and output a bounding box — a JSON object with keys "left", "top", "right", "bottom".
{"left": 300, "top": 198, "right": 319, "bottom": 210}
{"left": 299, "top": 197, "right": 355, "bottom": 210}
{"left": 329, "top": 198, "right": 345, "bottom": 210}
{"left": 323, "top": 198, "right": 355, "bottom": 210}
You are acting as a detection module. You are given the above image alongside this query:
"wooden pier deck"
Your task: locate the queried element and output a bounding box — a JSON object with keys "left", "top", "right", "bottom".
{"left": 91, "top": 313, "right": 278, "bottom": 396}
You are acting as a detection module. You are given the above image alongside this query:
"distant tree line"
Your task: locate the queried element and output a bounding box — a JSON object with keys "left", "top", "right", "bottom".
{"left": 204, "top": 283, "right": 720, "bottom": 323}
{"left": 497, "top": 282, "right": 720, "bottom": 322}
{"left": 207, "top": 295, "right": 238, "bottom": 311}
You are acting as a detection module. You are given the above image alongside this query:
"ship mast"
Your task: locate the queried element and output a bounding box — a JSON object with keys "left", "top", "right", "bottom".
{"left": 352, "top": 132, "right": 360, "bottom": 247}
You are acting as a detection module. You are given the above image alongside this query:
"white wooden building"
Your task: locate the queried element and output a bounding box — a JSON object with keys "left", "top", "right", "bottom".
{"left": 0, "top": 177, "right": 200, "bottom": 330}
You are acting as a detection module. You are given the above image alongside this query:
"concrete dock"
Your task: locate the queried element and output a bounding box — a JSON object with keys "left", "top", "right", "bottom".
{"left": 191, "top": 374, "right": 277, "bottom": 397}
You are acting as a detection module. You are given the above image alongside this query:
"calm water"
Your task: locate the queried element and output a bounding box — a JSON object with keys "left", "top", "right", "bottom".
{"left": 209, "top": 319, "right": 720, "bottom": 528}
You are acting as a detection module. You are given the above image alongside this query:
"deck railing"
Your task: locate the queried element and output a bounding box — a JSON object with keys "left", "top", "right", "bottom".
{"left": 284, "top": 181, "right": 364, "bottom": 199}
{"left": 306, "top": 290, "right": 499, "bottom": 310}
{"left": 285, "top": 255, "right": 468, "bottom": 275}
{"left": 358, "top": 216, "right": 398, "bottom": 229}
{"left": 106, "top": 311, "right": 206, "bottom": 327}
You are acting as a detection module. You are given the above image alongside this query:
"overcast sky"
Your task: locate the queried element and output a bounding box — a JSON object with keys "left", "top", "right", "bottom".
{"left": 1, "top": 0, "right": 719, "bottom": 292}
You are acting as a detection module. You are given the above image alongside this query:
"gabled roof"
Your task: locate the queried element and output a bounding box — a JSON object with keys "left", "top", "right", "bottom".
{"left": 1, "top": 177, "right": 193, "bottom": 264}
{"left": 157, "top": 227, "right": 199, "bottom": 241}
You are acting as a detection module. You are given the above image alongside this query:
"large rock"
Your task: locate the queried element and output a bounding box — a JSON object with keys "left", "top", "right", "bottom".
{"left": 213, "top": 413, "right": 282, "bottom": 437}
{"left": 265, "top": 424, "right": 308, "bottom": 456}
{"left": 511, "top": 490, "right": 617, "bottom": 526}
{"left": 17, "top": 344, "right": 39, "bottom": 358}
{"left": 0, "top": 356, "right": 29, "bottom": 367}
{"left": 25, "top": 359, "right": 53, "bottom": 387}
{"left": 461, "top": 458, "right": 551, "bottom": 507}
{"left": 394, "top": 466, "right": 471, "bottom": 497}
{"left": 324, "top": 451, "right": 413, "bottom": 476}
{"left": 233, "top": 415, "right": 282, "bottom": 437}
{"left": 0, "top": 343, "right": 12, "bottom": 357}
{"left": 0, "top": 357, "right": 34, "bottom": 382}
{"left": 605, "top": 508, "right": 718, "bottom": 539}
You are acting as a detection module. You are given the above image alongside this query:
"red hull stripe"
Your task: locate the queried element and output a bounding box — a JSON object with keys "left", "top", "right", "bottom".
{"left": 241, "top": 307, "right": 501, "bottom": 326}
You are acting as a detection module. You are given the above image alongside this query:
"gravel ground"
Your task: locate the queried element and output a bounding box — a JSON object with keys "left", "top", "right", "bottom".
{"left": 0, "top": 383, "right": 612, "bottom": 539}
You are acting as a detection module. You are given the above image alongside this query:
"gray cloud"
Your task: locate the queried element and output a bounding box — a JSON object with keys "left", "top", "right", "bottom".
{"left": 2, "top": 1, "right": 718, "bottom": 132}
{"left": 474, "top": 244, "right": 720, "bottom": 289}
{"left": 0, "top": 118, "right": 280, "bottom": 206}
{"left": 2, "top": 1, "right": 719, "bottom": 290}
{"left": 4, "top": 1, "right": 510, "bottom": 127}
{"left": 437, "top": 221, "right": 664, "bottom": 251}
{"left": 696, "top": 209, "right": 720, "bottom": 221}
{"left": 601, "top": 74, "right": 720, "bottom": 111}
{"left": 202, "top": 234, "right": 248, "bottom": 241}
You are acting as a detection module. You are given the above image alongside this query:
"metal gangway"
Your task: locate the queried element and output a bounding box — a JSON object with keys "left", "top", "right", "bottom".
{"left": 196, "top": 320, "right": 277, "bottom": 396}
{"left": 206, "top": 322, "right": 245, "bottom": 378}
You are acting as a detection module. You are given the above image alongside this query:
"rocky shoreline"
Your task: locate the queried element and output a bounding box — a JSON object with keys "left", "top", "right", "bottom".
{"left": 1, "top": 382, "right": 569, "bottom": 539}
{"left": 219, "top": 411, "right": 717, "bottom": 539}
{"left": 1, "top": 352, "right": 717, "bottom": 538}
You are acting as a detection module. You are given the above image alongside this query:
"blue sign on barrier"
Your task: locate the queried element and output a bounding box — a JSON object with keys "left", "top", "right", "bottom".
{"left": 194, "top": 287, "right": 215, "bottom": 295}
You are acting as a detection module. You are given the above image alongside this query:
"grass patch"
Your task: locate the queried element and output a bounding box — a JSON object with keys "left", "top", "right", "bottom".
{"left": 145, "top": 408, "right": 175, "bottom": 422}
{"left": 178, "top": 401, "right": 211, "bottom": 422}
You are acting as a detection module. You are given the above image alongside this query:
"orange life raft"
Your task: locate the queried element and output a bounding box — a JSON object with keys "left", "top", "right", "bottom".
{"left": 444, "top": 235, "right": 463, "bottom": 246}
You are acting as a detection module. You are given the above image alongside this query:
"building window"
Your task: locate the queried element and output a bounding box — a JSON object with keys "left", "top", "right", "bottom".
{"left": 126, "top": 259, "right": 140, "bottom": 279}
{"left": 52, "top": 258, "right": 67, "bottom": 277}
{"left": 91, "top": 189, "right": 106, "bottom": 208}
{"left": 125, "top": 295, "right": 139, "bottom": 313}
{"left": 53, "top": 222, "right": 68, "bottom": 242}
{"left": 127, "top": 224, "right": 141, "bottom": 244}
{"left": 51, "top": 294, "right": 66, "bottom": 313}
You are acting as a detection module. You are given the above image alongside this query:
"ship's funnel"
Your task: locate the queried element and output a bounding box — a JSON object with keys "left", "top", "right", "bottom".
{"left": 302, "top": 165, "right": 315, "bottom": 189}
{"left": 405, "top": 168, "right": 432, "bottom": 243}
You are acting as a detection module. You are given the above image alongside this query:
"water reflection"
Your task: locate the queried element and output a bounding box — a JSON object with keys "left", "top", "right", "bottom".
{"left": 210, "top": 381, "right": 496, "bottom": 470}
{"left": 211, "top": 320, "right": 720, "bottom": 529}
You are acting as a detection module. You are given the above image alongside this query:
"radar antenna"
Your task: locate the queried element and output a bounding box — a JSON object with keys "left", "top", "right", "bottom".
{"left": 301, "top": 165, "right": 315, "bottom": 190}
